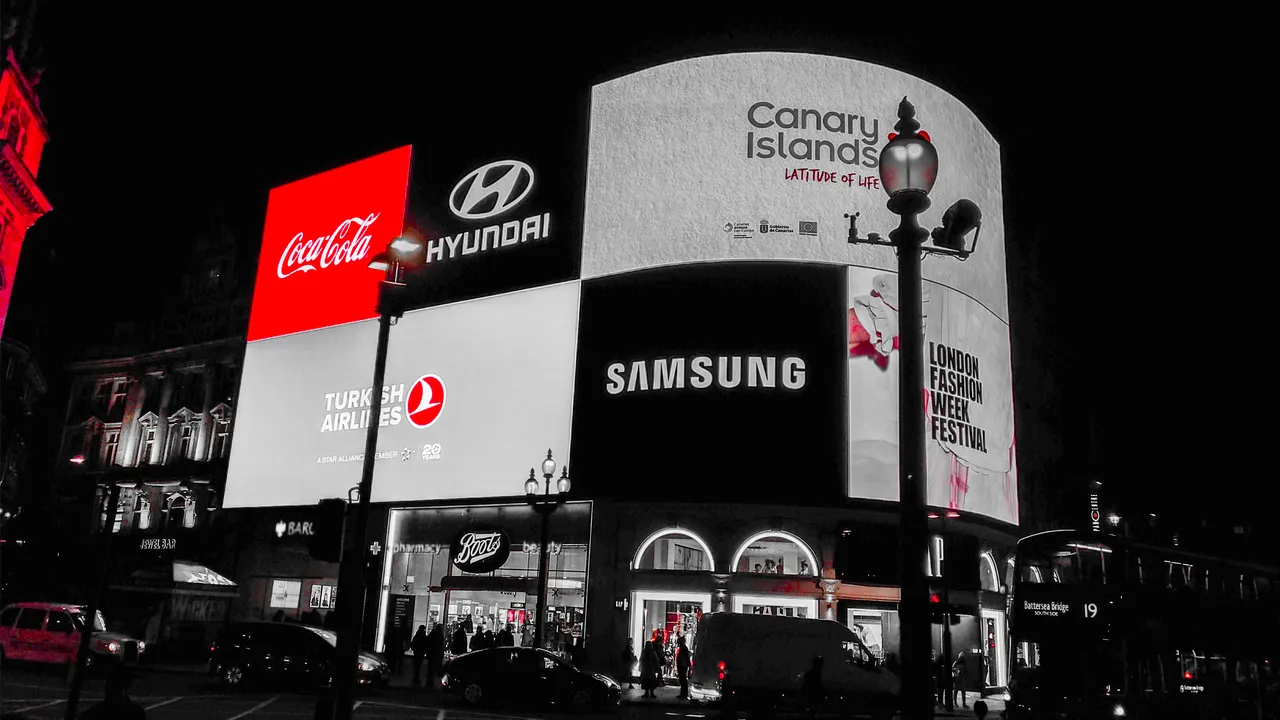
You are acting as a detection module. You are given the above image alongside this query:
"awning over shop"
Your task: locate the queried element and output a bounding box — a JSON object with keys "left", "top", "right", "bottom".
{"left": 174, "top": 561, "right": 235, "bottom": 588}
{"left": 110, "top": 559, "right": 237, "bottom": 596}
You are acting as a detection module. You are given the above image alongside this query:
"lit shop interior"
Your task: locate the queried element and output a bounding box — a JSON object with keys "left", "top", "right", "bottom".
{"left": 375, "top": 502, "right": 591, "bottom": 657}
{"left": 627, "top": 528, "right": 822, "bottom": 679}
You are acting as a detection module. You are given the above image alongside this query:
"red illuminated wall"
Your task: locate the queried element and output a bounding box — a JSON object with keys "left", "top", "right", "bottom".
{"left": 0, "top": 48, "right": 52, "bottom": 337}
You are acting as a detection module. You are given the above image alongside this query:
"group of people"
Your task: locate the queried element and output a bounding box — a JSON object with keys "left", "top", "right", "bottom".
{"left": 934, "top": 651, "right": 972, "bottom": 709}
{"left": 271, "top": 607, "right": 337, "bottom": 628}
{"left": 624, "top": 630, "right": 692, "bottom": 699}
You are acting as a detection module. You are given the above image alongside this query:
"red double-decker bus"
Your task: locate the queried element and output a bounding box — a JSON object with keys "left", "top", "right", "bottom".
{"left": 1008, "top": 529, "right": 1278, "bottom": 719}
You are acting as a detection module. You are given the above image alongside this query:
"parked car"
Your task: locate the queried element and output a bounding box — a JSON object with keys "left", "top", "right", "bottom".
{"left": 0, "top": 602, "right": 143, "bottom": 668}
{"left": 442, "top": 646, "right": 621, "bottom": 711}
{"left": 690, "top": 612, "right": 898, "bottom": 719}
{"left": 208, "top": 622, "right": 389, "bottom": 689}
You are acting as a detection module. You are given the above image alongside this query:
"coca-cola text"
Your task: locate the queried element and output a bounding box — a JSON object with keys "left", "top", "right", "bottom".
{"left": 276, "top": 213, "right": 380, "bottom": 279}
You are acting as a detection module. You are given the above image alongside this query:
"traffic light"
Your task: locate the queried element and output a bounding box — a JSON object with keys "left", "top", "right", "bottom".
{"left": 308, "top": 498, "right": 347, "bottom": 562}
{"left": 929, "top": 593, "right": 961, "bottom": 625}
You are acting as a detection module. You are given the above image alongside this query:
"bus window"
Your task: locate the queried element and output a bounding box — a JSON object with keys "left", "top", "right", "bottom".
{"left": 1048, "top": 543, "right": 1109, "bottom": 585}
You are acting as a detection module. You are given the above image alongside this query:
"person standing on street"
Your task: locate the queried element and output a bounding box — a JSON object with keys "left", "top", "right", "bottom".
{"left": 621, "top": 638, "right": 637, "bottom": 690}
{"left": 639, "top": 630, "right": 662, "bottom": 698}
{"left": 675, "top": 635, "right": 691, "bottom": 699}
{"left": 425, "top": 623, "right": 444, "bottom": 688}
{"left": 409, "top": 625, "right": 429, "bottom": 687}
{"left": 80, "top": 666, "right": 145, "bottom": 719}
{"left": 802, "top": 656, "right": 826, "bottom": 716}
{"left": 451, "top": 624, "right": 468, "bottom": 656}
{"left": 952, "top": 651, "right": 970, "bottom": 709}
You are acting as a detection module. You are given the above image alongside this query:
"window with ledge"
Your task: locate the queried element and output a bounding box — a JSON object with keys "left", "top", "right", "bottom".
{"left": 269, "top": 579, "right": 302, "bottom": 609}
{"left": 164, "top": 493, "right": 191, "bottom": 530}
{"left": 732, "top": 531, "right": 818, "bottom": 577}
{"left": 211, "top": 419, "right": 230, "bottom": 460}
{"left": 632, "top": 529, "right": 715, "bottom": 572}
{"left": 103, "top": 430, "right": 120, "bottom": 467}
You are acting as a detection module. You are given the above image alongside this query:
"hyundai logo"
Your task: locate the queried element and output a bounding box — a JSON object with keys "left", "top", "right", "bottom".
{"left": 449, "top": 160, "right": 535, "bottom": 220}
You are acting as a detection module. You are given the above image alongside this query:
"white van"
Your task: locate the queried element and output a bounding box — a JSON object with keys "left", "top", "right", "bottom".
{"left": 689, "top": 612, "right": 899, "bottom": 718}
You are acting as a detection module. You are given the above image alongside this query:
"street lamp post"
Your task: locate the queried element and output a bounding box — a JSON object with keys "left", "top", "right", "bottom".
{"left": 524, "top": 450, "right": 569, "bottom": 651}
{"left": 64, "top": 483, "right": 121, "bottom": 720}
{"left": 328, "top": 236, "right": 423, "bottom": 720}
{"left": 846, "top": 98, "right": 983, "bottom": 720}
{"left": 929, "top": 509, "right": 962, "bottom": 712}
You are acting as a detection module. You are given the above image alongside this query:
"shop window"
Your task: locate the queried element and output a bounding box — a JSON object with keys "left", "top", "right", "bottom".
{"left": 980, "top": 552, "right": 1001, "bottom": 592}
{"left": 270, "top": 579, "right": 302, "bottom": 609}
{"left": 732, "top": 530, "right": 818, "bottom": 576}
{"left": 632, "top": 528, "right": 716, "bottom": 572}
{"left": 847, "top": 609, "right": 891, "bottom": 663}
{"left": 133, "top": 494, "right": 151, "bottom": 531}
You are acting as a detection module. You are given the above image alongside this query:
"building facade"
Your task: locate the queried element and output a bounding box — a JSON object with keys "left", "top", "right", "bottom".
{"left": 221, "top": 51, "right": 1023, "bottom": 693}
{"left": 0, "top": 44, "right": 51, "bottom": 338}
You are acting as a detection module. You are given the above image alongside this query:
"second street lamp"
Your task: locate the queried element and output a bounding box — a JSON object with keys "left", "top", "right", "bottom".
{"left": 847, "top": 97, "right": 983, "bottom": 720}
{"left": 524, "top": 450, "right": 569, "bottom": 651}
{"left": 328, "top": 235, "right": 424, "bottom": 720}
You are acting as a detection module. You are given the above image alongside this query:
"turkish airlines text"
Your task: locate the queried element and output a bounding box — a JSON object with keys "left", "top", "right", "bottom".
{"left": 321, "top": 383, "right": 406, "bottom": 433}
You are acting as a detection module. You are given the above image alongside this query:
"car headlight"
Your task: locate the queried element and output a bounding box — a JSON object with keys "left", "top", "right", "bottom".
{"left": 1112, "top": 703, "right": 1126, "bottom": 717}
{"left": 137, "top": 641, "right": 146, "bottom": 653}
{"left": 358, "top": 660, "right": 375, "bottom": 672}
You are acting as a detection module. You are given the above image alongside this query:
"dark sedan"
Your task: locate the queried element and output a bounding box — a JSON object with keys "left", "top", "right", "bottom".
{"left": 442, "top": 647, "right": 621, "bottom": 711}
{"left": 209, "top": 622, "right": 389, "bottom": 689}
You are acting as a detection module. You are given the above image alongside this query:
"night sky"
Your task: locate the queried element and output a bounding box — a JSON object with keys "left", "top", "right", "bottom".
{"left": 6, "top": 10, "right": 1271, "bottom": 543}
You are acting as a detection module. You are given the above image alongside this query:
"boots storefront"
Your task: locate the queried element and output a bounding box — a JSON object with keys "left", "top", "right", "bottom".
{"left": 373, "top": 502, "right": 592, "bottom": 659}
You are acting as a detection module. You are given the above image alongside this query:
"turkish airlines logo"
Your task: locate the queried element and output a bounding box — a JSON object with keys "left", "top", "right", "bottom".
{"left": 406, "top": 374, "right": 446, "bottom": 428}
{"left": 276, "top": 213, "right": 380, "bottom": 279}
{"left": 449, "top": 160, "right": 534, "bottom": 220}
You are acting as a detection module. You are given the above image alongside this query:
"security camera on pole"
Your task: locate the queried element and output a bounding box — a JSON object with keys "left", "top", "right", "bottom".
{"left": 846, "top": 98, "right": 982, "bottom": 720}
{"left": 326, "top": 234, "right": 425, "bottom": 720}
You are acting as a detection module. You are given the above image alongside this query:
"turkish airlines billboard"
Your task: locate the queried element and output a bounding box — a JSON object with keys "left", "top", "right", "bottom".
{"left": 225, "top": 282, "right": 579, "bottom": 508}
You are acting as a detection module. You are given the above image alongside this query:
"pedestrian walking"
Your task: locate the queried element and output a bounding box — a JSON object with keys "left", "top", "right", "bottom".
{"left": 933, "top": 652, "right": 947, "bottom": 706}
{"left": 675, "top": 635, "right": 691, "bottom": 699}
{"left": 410, "top": 625, "right": 429, "bottom": 686}
{"left": 952, "top": 652, "right": 970, "bottom": 708}
{"left": 450, "top": 625, "right": 468, "bottom": 656}
{"left": 639, "top": 629, "right": 662, "bottom": 698}
{"left": 496, "top": 623, "right": 514, "bottom": 647}
{"left": 388, "top": 624, "right": 407, "bottom": 676}
{"left": 802, "top": 656, "right": 825, "bottom": 716}
{"left": 80, "top": 666, "right": 145, "bottom": 719}
{"left": 425, "top": 623, "right": 444, "bottom": 687}
{"left": 621, "top": 638, "right": 637, "bottom": 689}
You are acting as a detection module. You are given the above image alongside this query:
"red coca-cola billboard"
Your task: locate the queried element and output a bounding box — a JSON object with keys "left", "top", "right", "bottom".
{"left": 247, "top": 146, "right": 413, "bottom": 342}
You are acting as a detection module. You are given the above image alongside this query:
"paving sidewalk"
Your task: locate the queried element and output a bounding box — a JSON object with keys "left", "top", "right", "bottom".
{"left": 618, "top": 685, "right": 1004, "bottom": 718}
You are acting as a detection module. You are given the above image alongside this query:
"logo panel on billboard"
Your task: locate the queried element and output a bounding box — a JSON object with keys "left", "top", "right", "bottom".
{"left": 449, "top": 160, "right": 535, "bottom": 220}
{"left": 248, "top": 146, "right": 413, "bottom": 342}
{"left": 406, "top": 374, "right": 446, "bottom": 428}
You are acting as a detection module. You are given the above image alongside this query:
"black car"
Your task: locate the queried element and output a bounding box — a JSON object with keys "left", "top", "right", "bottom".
{"left": 442, "top": 647, "right": 621, "bottom": 711}
{"left": 209, "top": 622, "right": 389, "bottom": 689}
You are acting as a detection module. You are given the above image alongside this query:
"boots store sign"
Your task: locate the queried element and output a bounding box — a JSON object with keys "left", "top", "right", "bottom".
{"left": 450, "top": 527, "right": 512, "bottom": 574}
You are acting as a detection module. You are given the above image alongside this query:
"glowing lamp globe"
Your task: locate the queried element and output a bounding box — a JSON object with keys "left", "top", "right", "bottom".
{"left": 541, "top": 450, "right": 557, "bottom": 479}
{"left": 879, "top": 133, "right": 939, "bottom": 197}
{"left": 524, "top": 469, "right": 539, "bottom": 496}
{"left": 556, "top": 467, "right": 571, "bottom": 494}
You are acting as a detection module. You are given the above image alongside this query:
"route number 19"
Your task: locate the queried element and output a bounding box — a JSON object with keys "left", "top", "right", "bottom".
{"left": 1083, "top": 603, "right": 1099, "bottom": 619}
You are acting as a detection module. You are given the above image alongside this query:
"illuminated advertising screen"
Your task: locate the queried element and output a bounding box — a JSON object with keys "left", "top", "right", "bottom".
{"left": 848, "top": 266, "right": 1016, "bottom": 523}
{"left": 248, "top": 146, "right": 413, "bottom": 343}
{"left": 396, "top": 117, "right": 582, "bottom": 310}
{"left": 225, "top": 282, "right": 579, "bottom": 508}
{"left": 585, "top": 53, "right": 1016, "bottom": 523}
{"left": 570, "top": 263, "right": 846, "bottom": 502}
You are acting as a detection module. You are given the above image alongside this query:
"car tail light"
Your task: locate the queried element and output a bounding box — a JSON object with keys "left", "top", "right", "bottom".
{"left": 107, "top": 641, "right": 119, "bottom": 653}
